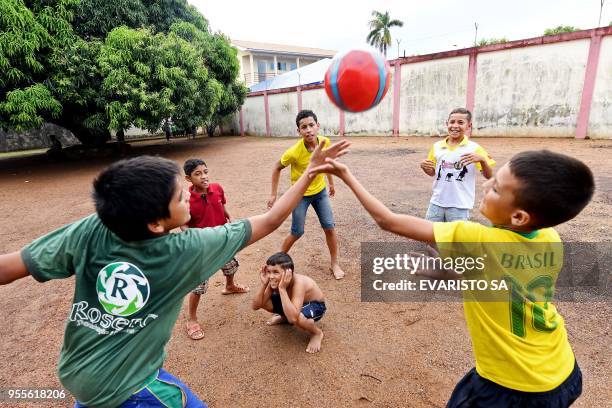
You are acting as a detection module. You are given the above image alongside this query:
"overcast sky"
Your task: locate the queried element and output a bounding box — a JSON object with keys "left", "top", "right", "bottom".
{"left": 191, "top": 0, "right": 610, "bottom": 57}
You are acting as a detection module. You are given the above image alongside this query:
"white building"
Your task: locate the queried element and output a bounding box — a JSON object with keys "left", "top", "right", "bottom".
{"left": 231, "top": 40, "right": 336, "bottom": 87}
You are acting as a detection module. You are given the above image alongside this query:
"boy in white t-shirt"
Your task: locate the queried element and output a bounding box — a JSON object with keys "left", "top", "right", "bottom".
{"left": 420, "top": 108, "right": 496, "bottom": 221}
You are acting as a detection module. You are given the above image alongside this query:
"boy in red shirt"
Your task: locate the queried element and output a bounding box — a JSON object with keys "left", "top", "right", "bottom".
{"left": 183, "top": 158, "right": 249, "bottom": 340}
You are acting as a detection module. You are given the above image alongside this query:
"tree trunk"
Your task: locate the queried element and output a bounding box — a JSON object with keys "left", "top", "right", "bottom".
{"left": 63, "top": 122, "right": 111, "bottom": 146}
{"left": 57, "top": 106, "right": 110, "bottom": 146}
{"left": 206, "top": 123, "right": 216, "bottom": 137}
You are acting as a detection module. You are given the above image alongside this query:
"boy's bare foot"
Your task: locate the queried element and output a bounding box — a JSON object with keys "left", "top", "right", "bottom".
{"left": 330, "top": 264, "right": 345, "bottom": 280}
{"left": 266, "top": 314, "right": 287, "bottom": 325}
{"left": 306, "top": 330, "right": 324, "bottom": 353}
{"left": 221, "top": 283, "right": 250, "bottom": 295}
{"left": 186, "top": 321, "right": 204, "bottom": 340}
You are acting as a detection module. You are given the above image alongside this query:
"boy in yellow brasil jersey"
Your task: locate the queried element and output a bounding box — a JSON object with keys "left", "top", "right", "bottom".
{"left": 311, "top": 150, "right": 593, "bottom": 407}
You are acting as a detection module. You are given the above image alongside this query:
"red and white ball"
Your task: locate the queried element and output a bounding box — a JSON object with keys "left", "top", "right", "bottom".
{"left": 324, "top": 49, "right": 391, "bottom": 113}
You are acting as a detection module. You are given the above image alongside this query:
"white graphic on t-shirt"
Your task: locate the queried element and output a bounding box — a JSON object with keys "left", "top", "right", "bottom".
{"left": 97, "top": 262, "right": 150, "bottom": 317}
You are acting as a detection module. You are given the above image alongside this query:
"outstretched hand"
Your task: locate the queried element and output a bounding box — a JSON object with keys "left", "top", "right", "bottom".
{"left": 309, "top": 157, "right": 349, "bottom": 179}
{"left": 308, "top": 139, "right": 350, "bottom": 175}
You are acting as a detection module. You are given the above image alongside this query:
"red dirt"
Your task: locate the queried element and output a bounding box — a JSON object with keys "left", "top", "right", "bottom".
{"left": 0, "top": 136, "right": 610, "bottom": 407}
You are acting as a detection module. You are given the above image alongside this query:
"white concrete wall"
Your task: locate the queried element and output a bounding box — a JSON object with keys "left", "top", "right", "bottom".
{"left": 344, "top": 70, "right": 394, "bottom": 136}
{"left": 239, "top": 35, "right": 612, "bottom": 139}
{"left": 242, "top": 95, "right": 266, "bottom": 136}
{"left": 301, "top": 88, "right": 341, "bottom": 136}
{"left": 473, "top": 40, "right": 589, "bottom": 137}
{"left": 589, "top": 36, "right": 612, "bottom": 139}
{"left": 268, "top": 92, "right": 298, "bottom": 136}
{"left": 399, "top": 56, "right": 468, "bottom": 135}
{"left": 230, "top": 111, "right": 241, "bottom": 134}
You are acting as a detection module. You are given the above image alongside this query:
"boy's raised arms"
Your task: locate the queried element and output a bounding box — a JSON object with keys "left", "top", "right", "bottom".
{"left": 309, "top": 158, "right": 435, "bottom": 243}
{"left": 0, "top": 140, "right": 350, "bottom": 284}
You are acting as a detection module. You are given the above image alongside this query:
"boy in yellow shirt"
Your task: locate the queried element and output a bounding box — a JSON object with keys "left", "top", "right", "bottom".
{"left": 311, "top": 150, "right": 593, "bottom": 407}
{"left": 268, "top": 110, "right": 344, "bottom": 279}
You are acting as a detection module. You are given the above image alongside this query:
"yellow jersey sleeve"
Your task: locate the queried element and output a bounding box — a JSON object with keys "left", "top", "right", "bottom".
{"left": 474, "top": 145, "right": 496, "bottom": 171}
{"left": 280, "top": 145, "right": 295, "bottom": 167}
{"left": 427, "top": 146, "right": 436, "bottom": 166}
{"left": 433, "top": 220, "right": 487, "bottom": 243}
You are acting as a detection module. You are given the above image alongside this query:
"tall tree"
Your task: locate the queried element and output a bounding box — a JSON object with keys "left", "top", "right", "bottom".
{"left": 1, "top": 0, "right": 242, "bottom": 146}
{"left": 143, "top": 0, "right": 208, "bottom": 33}
{"left": 366, "top": 10, "right": 403, "bottom": 57}
{"left": 171, "top": 23, "right": 247, "bottom": 136}
{"left": 0, "top": 0, "right": 76, "bottom": 132}
{"left": 98, "top": 26, "right": 220, "bottom": 137}
{"left": 73, "top": 0, "right": 148, "bottom": 40}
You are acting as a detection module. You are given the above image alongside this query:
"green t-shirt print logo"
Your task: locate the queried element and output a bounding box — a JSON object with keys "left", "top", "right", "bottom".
{"left": 96, "top": 262, "right": 150, "bottom": 317}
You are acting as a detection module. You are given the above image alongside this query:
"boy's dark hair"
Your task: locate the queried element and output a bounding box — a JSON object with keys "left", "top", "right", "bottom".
{"left": 183, "top": 158, "right": 207, "bottom": 177}
{"left": 266, "top": 252, "right": 294, "bottom": 271}
{"left": 295, "top": 110, "right": 318, "bottom": 128}
{"left": 93, "top": 156, "right": 180, "bottom": 242}
{"left": 449, "top": 107, "right": 472, "bottom": 122}
{"left": 509, "top": 150, "right": 594, "bottom": 228}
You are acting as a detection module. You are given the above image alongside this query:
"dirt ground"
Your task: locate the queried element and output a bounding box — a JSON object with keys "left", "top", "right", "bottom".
{"left": 0, "top": 135, "right": 610, "bottom": 407}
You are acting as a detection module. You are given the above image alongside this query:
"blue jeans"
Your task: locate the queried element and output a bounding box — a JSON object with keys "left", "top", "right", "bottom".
{"left": 291, "top": 188, "right": 335, "bottom": 237}
{"left": 425, "top": 203, "right": 470, "bottom": 222}
{"left": 74, "top": 369, "right": 207, "bottom": 408}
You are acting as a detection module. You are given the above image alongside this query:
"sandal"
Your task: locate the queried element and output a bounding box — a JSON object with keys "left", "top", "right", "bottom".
{"left": 221, "top": 284, "right": 250, "bottom": 295}
{"left": 186, "top": 322, "right": 204, "bottom": 340}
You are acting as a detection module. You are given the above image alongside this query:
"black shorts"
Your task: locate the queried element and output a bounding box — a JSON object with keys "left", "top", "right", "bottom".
{"left": 271, "top": 291, "right": 326, "bottom": 322}
{"left": 447, "top": 361, "right": 582, "bottom": 408}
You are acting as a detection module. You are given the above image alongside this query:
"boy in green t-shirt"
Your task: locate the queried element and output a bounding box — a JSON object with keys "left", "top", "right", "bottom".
{"left": 310, "top": 150, "right": 593, "bottom": 407}
{"left": 0, "top": 140, "right": 349, "bottom": 407}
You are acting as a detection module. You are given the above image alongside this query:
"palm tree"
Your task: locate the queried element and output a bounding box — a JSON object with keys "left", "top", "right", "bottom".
{"left": 367, "top": 10, "right": 404, "bottom": 57}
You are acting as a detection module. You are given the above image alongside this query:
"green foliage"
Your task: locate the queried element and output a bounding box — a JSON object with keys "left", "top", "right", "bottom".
{"left": 366, "top": 10, "right": 403, "bottom": 57}
{"left": 143, "top": 0, "right": 208, "bottom": 33}
{"left": 73, "top": 0, "right": 147, "bottom": 39}
{"left": 0, "top": 0, "right": 78, "bottom": 131}
{"left": 0, "top": 84, "right": 61, "bottom": 130}
{"left": 203, "top": 79, "right": 247, "bottom": 136}
{"left": 170, "top": 23, "right": 246, "bottom": 134}
{"left": 99, "top": 26, "right": 220, "bottom": 134}
{"left": 0, "top": 0, "right": 47, "bottom": 87}
{"left": 477, "top": 37, "right": 508, "bottom": 46}
{"left": 543, "top": 25, "right": 580, "bottom": 36}
{"left": 1, "top": 0, "right": 241, "bottom": 146}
